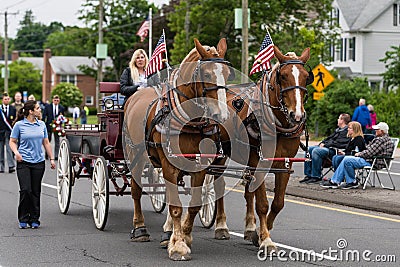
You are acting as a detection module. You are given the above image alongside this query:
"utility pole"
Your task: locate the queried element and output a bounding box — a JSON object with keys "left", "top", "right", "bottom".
{"left": 241, "top": 0, "right": 249, "bottom": 81}
{"left": 97, "top": 0, "right": 104, "bottom": 112}
{"left": 1, "top": 11, "right": 18, "bottom": 93}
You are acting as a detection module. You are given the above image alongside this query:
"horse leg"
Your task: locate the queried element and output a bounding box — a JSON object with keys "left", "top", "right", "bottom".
{"left": 254, "top": 173, "right": 277, "bottom": 254}
{"left": 267, "top": 172, "right": 289, "bottom": 231}
{"left": 130, "top": 161, "right": 150, "bottom": 242}
{"left": 214, "top": 175, "right": 230, "bottom": 240}
{"left": 181, "top": 172, "right": 205, "bottom": 248}
{"left": 165, "top": 175, "right": 191, "bottom": 261}
{"left": 244, "top": 185, "right": 256, "bottom": 241}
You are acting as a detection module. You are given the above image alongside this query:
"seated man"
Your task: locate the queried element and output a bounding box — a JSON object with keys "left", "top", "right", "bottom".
{"left": 300, "top": 113, "right": 351, "bottom": 184}
{"left": 321, "top": 122, "right": 394, "bottom": 189}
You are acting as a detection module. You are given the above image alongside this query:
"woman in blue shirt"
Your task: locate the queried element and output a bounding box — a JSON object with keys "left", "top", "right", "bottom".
{"left": 9, "top": 100, "right": 56, "bottom": 229}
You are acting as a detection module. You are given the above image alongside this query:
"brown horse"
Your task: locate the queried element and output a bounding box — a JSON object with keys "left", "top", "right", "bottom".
{"left": 124, "top": 38, "right": 231, "bottom": 260}
{"left": 161, "top": 46, "right": 312, "bottom": 255}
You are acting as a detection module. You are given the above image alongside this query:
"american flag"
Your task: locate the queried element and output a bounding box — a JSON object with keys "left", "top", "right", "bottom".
{"left": 136, "top": 17, "right": 150, "bottom": 42}
{"left": 145, "top": 33, "right": 167, "bottom": 77}
{"left": 249, "top": 31, "right": 275, "bottom": 75}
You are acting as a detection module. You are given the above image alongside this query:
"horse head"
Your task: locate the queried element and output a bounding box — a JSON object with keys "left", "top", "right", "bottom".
{"left": 269, "top": 46, "right": 311, "bottom": 127}
{"left": 174, "top": 38, "right": 231, "bottom": 123}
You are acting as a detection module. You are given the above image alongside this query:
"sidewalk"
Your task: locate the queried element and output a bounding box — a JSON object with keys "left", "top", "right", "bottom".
{"left": 268, "top": 140, "right": 400, "bottom": 216}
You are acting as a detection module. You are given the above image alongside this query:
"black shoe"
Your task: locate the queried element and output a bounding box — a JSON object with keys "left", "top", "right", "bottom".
{"left": 320, "top": 179, "right": 339, "bottom": 189}
{"left": 340, "top": 181, "right": 359, "bottom": 190}
{"left": 305, "top": 177, "right": 322, "bottom": 184}
{"left": 0, "top": 171, "right": 4, "bottom": 173}
{"left": 299, "top": 176, "right": 311, "bottom": 183}
{"left": 9, "top": 168, "right": 15, "bottom": 173}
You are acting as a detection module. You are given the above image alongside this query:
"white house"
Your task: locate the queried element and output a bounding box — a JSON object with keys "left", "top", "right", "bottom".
{"left": 330, "top": 0, "right": 400, "bottom": 90}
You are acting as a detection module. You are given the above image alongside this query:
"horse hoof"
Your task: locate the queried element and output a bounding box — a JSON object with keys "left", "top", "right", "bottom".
{"left": 244, "top": 230, "right": 256, "bottom": 242}
{"left": 130, "top": 227, "right": 150, "bottom": 242}
{"left": 160, "top": 231, "right": 172, "bottom": 248}
{"left": 169, "top": 252, "right": 191, "bottom": 261}
{"left": 260, "top": 238, "right": 278, "bottom": 255}
{"left": 215, "top": 228, "right": 230, "bottom": 240}
{"left": 251, "top": 230, "right": 260, "bottom": 247}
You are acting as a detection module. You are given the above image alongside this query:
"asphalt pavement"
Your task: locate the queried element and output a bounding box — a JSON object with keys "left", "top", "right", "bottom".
{"left": 271, "top": 140, "right": 400, "bottom": 216}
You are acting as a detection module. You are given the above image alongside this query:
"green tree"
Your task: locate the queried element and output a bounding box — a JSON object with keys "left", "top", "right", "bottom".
{"left": 309, "top": 77, "right": 371, "bottom": 136}
{"left": 369, "top": 90, "right": 400, "bottom": 136}
{"left": 0, "top": 60, "right": 42, "bottom": 99}
{"left": 51, "top": 82, "right": 83, "bottom": 110}
{"left": 380, "top": 45, "right": 400, "bottom": 90}
{"left": 78, "top": 0, "right": 157, "bottom": 79}
{"left": 44, "top": 27, "right": 94, "bottom": 56}
{"left": 13, "top": 10, "right": 64, "bottom": 56}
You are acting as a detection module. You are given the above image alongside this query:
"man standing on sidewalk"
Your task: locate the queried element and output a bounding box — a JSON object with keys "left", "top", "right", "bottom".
{"left": 300, "top": 113, "right": 351, "bottom": 184}
{"left": 0, "top": 93, "right": 16, "bottom": 173}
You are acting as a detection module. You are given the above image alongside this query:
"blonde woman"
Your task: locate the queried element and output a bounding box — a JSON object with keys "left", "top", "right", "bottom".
{"left": 330, "top": 121, "right": 366, "bottom": 170}
{"left": 120, "top": 49, "right": 149, "bottom": 105}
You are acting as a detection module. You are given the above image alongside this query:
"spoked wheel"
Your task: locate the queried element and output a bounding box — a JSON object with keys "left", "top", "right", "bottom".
{"left": 92, "top": 157, "right": 109, "bottom": 230}
{"left": 57, "top": 139, "right": 73, "bottom": 214}
{"left": 148, "top": 166, "right": 166, "bottom": 213}
{"left": 199, "top": 174, "right": 217, "bottom": 228}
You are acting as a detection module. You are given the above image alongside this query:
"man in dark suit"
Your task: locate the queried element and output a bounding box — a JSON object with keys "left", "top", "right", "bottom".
{"left": 42, "top": 95, "right": 65, "bottom": 160}
{"left": 0, "top": 93, "right": 16, "bottom": 173}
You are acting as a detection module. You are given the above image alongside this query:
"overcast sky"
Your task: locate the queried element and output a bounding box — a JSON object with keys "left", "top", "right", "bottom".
{"left": 1, "top": 0, "right": 169, "bottom": 38}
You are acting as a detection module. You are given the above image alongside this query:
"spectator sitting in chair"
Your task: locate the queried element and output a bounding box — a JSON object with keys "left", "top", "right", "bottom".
{"left": 321, "top": 122, "right": 394, "bottom": 189}
{"left": 331, "top": 121, "right": 366, "bottom": 170}
{"left": 300, "top": 113, "right": 351, "bottom": 184}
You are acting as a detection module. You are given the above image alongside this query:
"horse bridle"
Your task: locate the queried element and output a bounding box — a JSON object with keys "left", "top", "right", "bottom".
{"left": 174, "top": 58, "right": 232, "bottom": 100}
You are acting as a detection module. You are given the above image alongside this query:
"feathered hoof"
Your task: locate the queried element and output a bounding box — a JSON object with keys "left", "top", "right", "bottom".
{"left": 260, "top": 238, "right": 278, "bottom": 255}
{"left": 169, "top": 252, "right": 192, "bottom": 261}
{"left": 244, "top": 230, "right": 256, "bottom": 242}
{"left": 215, "top": 228, "right": 230, "bottom": 240}
{"left": 168, "top": 240, "right": 192, "bottom": 261}
{"left": 129, "top": 227, "right": 150, "bottom": 242}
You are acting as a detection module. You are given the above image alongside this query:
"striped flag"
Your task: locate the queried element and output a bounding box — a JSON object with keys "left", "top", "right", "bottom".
{"left": 249, "top": 31, "right": 275, "bottom": 75}
{"left": 145, "top": 32, "right": 166, "bottom": 77}
{"left": 136, "top": 17, "right": 150, "bottom": 42}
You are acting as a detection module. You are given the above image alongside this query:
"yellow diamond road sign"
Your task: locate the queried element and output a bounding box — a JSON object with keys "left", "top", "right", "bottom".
{"left": 311, "top": 63, "right": 334, "bottom": 92}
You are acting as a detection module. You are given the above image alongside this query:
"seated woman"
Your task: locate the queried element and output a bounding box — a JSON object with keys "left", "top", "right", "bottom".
{"left": 331, "top": 121, "right": 366, "bottom": 170}
{"left": 120, "top": 49, "right": 149, "bottom": 106}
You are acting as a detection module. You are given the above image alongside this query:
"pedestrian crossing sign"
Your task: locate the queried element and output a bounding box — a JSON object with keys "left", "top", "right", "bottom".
{"left": 311, "top": 64, "right": 334, "bottom": 92}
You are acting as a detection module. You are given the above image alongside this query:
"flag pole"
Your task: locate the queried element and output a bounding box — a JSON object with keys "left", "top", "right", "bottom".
{"left": 162, "top": 29, "right": 170, "bottom": 82}
{"left": 149, "top": 8, "right": 152, "bottom": 56}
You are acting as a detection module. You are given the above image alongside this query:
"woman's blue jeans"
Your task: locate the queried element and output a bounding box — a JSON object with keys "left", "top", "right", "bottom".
{"left": 331, "top": 156, "right": 371, "bottom": 184}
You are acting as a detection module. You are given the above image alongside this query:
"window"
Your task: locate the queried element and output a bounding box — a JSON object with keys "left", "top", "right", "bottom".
{"left": 60, "top": 74, "right": 76, "bottom": 85}
{"left": 334, "top": 39, "right": 343, "bottom": 61}
{"left": 331, "top": 8, "right": 340, "bottom": 26}
{"left": 394, "top": 4, "right": 398, "bottom": 26}
{"left": 347, "top": 37, "right": 356, "bottom": 61}
{"left": 85, "top": 95, "right": 94, "bottom": 106}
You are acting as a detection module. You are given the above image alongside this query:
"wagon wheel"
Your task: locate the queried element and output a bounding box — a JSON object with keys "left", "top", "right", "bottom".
{"left": 57, "top": 139, "right": 73, "bottom": 214}
{"left": 198, "top": 174, "right": 217, "bottom": 228}
{"left": 92, "top": 157, "right": 109, "bottom": 230}
{"left": 147, "top": 166, "right": 166, "bottom": 213}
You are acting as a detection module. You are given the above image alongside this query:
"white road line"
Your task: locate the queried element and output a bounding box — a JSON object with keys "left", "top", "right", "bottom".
{"left": 42, "top": 182, "right": 57, "bottom": 189}
{"left": 229, "top": 231, "right": 337, "bottom": 261}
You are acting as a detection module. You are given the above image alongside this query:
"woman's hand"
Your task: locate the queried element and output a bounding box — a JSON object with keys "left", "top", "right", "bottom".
{"left": 337, "top": 150, "right": 345, "bottom": 155}
{"left": 15, "top": 153, "right": 23, "bottom": 162}
{"left": 50, "top": 159, "right": 56, "bottom": 169}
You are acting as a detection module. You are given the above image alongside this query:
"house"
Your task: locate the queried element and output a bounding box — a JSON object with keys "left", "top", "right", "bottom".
{"left": 330, "top": 0, "right": 400, "bottom": 90}
{"left": 11, "top": 49, "right": 112, "bottom": 106}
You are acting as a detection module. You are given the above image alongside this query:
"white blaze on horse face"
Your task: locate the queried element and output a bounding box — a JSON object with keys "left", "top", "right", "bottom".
{"left": 214, "top": 64, "right": 228, "bottom": 121}
{"left": 291, "top": 65, "right": 303, "bottom": 122}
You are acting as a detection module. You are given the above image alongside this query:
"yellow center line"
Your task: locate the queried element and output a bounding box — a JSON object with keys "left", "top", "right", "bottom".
{"left": 227, "top": 187, "right": 400, "bottom": 223}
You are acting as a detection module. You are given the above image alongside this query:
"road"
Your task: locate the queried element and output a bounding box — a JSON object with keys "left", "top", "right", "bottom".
{"left": 0, "top": 157, "right": 399, "bottom": 266}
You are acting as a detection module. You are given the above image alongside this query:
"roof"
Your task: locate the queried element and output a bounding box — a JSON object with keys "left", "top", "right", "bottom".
{"left": 49, "top": 56, "right": 113, "bottom": 75}
{"left": 337, "top": 0, "right": 394, "bottom": 30}
{"left": 17, "top": 56, "right": 113, "bottom": 75}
